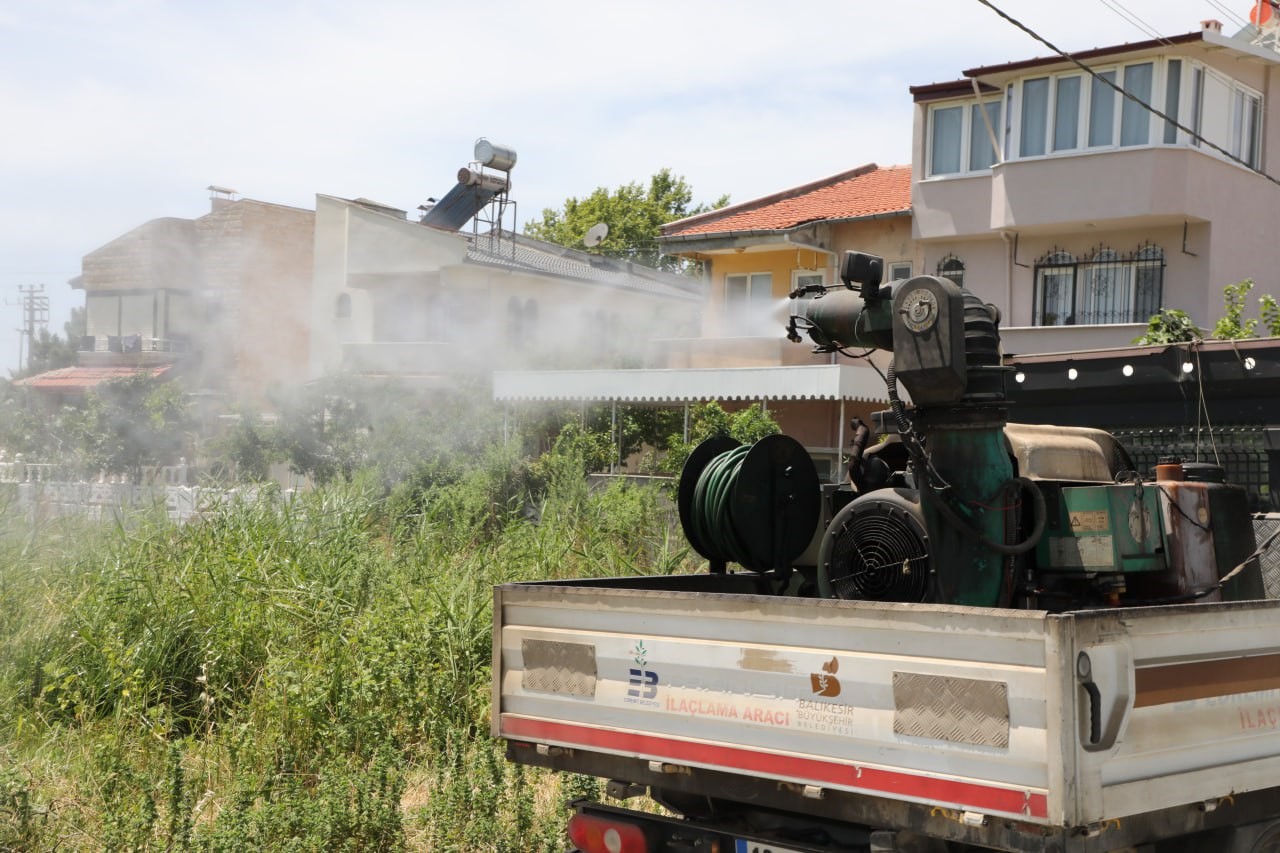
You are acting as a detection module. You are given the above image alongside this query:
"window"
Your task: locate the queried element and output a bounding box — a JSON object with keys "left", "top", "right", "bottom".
{"left": 1053, "top": 76, "right": 1082, "bottom": 151}
{"left": 929, "top": 105, "right": 964, "bottom": 175}
{"left": 1006, "top": 59, "right": 1261, "bottom": 166}
{"left": 937, "top": 256, "right": 965, "bottom": 287}
{"left": 1034, "top": 245, "right": 1164, "bottom": 326}
{"left": 927, "top": 98, "right": 1003, "bottom": 176}
{"left": 1034, "top": 252, "right": 1077, "bottom": 326}
{"left": 970, "top": 101, "right": 1002, "bottom": 170}
{"left": 1088, "top": 70, "right": 1117, "bottom": 147}
{"left": 1120, "top": 62, "right": 1154, "bottom": 146}
{"left": 1163, "top": 59, "right": 1182, "bottom": 144}
{"left": 1015, "top": 61, "right": 1158, "bottom": 155}
{"left": 1189, "top": 63, "right": 1262, "bottom": 167}
{"left": 1132, "top": 245, "right": 1164, "bottom": 321}
{"left": 1079, "top": 249, "right": 1129, "bottom": 325}
{"left": 888, "top": 262, "right": 912, "bottom": 281}
{"left": 334, "top": 293, "right": 351, "bottom": 319}
{"left": 507, "top": 296, "right": 539, "bottom": 350}
{"left": 1020, "top": 77, "right": 1049, "bottom": 157}
{"left": 725, "top": 272, "right": 773, "bottom": 330}
{"left": 792, "top": 270, "right": 825, "bottom": 292}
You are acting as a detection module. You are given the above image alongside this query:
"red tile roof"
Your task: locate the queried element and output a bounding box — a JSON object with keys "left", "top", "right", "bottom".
{"left": 15, "top": 365, "right": 172, "bottom": 392}
{"left": 662, "top": 164, "right": 912, "bottom": 239}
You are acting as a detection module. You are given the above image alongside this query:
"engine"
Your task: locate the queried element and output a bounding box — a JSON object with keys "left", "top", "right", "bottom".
{"left": 676, "top": 251, "right": 1266, "bottom": 611}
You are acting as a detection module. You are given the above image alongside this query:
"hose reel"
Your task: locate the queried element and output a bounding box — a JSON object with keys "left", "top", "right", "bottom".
{"left": 677, "top": 435, "right": 821, "bottom": 573}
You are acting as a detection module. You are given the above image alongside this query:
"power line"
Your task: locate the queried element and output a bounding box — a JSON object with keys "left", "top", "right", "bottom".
{"left": 1204, "top": 0, "right": 1249, "bottom": 28}
{"left": 1095, "top": 0, "right": 1173, "bottom": 44}
{"left": 973, "top": 0, "right": 1280, "bottom": 190}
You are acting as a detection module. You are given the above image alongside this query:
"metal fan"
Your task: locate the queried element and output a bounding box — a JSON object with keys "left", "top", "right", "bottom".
{"left": 819, "top": 489, "right": 932, "bottom": 602}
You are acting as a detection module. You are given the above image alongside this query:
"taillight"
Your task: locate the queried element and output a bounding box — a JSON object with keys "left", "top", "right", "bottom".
{"left": 567, "top": 812, "right": 651, "bottom": 853}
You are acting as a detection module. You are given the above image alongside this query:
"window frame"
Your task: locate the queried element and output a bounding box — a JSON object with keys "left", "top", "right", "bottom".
{"left": 1010, "top": 59, "right": 1169, "bottom": 157}
{"left": 1033, "top": 245, "right": 1164, "bottom": 327}
{"left": 791, "top": 269, "right": 826, "bottom": 291}
{"left": 724, "top": 272, "right": 774, "bottom": 327}
{"left": 1034, "top": 251, "right": 1078, "bottom": 327}
{"left": 888, "top": 262, "right": 913, "bottom": 281}
{"left": 925, "top": 96, "right": 1004, "bottom": 177}
{"left": 936, "top": 255, "right": 965, "bottom": 288}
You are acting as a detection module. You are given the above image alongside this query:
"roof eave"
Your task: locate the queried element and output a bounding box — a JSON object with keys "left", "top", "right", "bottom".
{"left": 658, "top": 208, "right": 911, "bottom": 252}
{"left": 661, "top": 164, "right": 882, "bottom": 235}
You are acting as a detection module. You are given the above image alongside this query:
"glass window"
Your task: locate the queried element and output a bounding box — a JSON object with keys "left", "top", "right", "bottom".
{"left": 1120, "top": 62, "right": 1153, "bottom": 146}
{"left": 1190, "top": 65, "right": 1205, "bottom": 145}
{"left": 969, "top": 101, "right": 1002, "bottom": 171}
{"left": 1232, "top": 89, "right": 1262, "bottom": 166}
{"left": 1133, "top": 246, "right": 1164, "bottom": 322}
{"left": 1079, "top": 249, "right": 1131, "bottom": 324}
{"left": 1164, "top": 59, "right": 1182, "bottom": 144}
{"left": 725, "top": 273, "right": 773, "bottom": 330}
{"left": 1054, "top": 76, "right": 1081, "bottom": 151}
{"left": 86, "top": 292, "right": 120, "bottom": 338}
{"left": 1089, "top": 70, "right": 1117, "bottom": 147}
{"left": 1034, "top": 245, "right": 1164, "bottom": 326}
{"left": 792, "top": 271, "right": 824, "bottom": 292}
{"left": 937, "top": 256, "right": 965, "bottom": 288}
{"left": 888, "top": 262, "right": 912, "bottom": 281}
{"left": 1035, "top": 252, "right": 1076, "bottom": 326}
{"left": 1021, "top": 77, "right": 1050, "bottom": 157}
{"left": 930, "top": 106, "right": 964, "bottom": 175}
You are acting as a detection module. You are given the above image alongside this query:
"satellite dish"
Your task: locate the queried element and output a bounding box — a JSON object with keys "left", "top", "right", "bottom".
{"left": 583, "top": 222, "right": 609, "bottom": 248}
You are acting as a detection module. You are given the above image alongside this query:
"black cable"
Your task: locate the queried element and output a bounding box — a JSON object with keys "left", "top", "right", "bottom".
{"left": 931, "top": 476, "right": 1048, "bottom": 556}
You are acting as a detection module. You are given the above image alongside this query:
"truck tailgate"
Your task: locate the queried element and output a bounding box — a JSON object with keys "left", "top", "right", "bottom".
{"left": 492, "top": 578, "right": 1280, "bottom": 829}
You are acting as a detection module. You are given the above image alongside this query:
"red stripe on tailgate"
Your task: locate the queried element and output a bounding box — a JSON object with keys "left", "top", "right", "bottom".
{"left": 502, "top": 714, "right": 1048, "bottom": 820}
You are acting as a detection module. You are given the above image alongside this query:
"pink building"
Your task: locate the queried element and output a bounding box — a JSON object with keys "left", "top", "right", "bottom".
{"left": 911, "top": 17, "right": 1280, "bottom": 354}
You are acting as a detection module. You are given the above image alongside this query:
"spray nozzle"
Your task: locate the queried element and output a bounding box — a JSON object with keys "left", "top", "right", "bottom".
{"left": 788, "top": 281, "right": 829, "bottom": 299}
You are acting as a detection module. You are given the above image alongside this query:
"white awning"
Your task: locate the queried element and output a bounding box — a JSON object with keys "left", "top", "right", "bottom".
{"left": 492, "top": 364, "right": 889, "bottom": 404}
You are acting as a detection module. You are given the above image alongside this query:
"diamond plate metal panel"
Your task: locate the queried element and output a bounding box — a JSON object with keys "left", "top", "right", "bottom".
{"left": 521, "top": 639, "right": 597, "bottom": 697}
{"left": 893, "top": 672, "right": 1009, "bottom": 748}
{"left": 1253, "top": 515, "right": 1280, "bottom": 599}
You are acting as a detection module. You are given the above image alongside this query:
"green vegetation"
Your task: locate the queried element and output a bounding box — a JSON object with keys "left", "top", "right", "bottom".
{"left": 1132, "top": 308, "right": 1203, "bottom": 345}
{"left": 0, "top": 395, "right": 721, "bottom": 851}
{"left": 524, "top": 169, "right": 729, "bottom": 274}
{"left": 1138, "top": 279, "right": 1280, "bottom": 344}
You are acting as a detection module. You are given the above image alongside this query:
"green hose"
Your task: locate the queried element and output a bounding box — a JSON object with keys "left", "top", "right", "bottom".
{"left": 689, "top": 444, "right": 753, "bottom": 568}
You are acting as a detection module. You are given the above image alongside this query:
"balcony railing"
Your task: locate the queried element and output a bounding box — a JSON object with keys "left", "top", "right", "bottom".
{"left": 79, "top": 335, "right": 191, "bottom": 354}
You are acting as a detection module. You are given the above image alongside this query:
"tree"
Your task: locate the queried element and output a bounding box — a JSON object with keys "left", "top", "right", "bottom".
{"left": 661, "top": 402, "right": 781, "bottom": 475}
{"left": 524, "top": 169, "right": 728, "bottom": 273}
{"left": 80, "top": 374, "right": 191, "bottom": 481}
{"left": 16, "top": 306, "right": 84, "bottom": 378}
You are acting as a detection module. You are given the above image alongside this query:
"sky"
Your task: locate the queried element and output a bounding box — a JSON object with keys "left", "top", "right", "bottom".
{"left": 0, "top": 0, "right": 1253, "bottom": 376}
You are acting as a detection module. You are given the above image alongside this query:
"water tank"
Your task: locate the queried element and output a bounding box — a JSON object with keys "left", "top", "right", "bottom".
{"left": 474, "top": 139, "right": 517, "bottom": 171}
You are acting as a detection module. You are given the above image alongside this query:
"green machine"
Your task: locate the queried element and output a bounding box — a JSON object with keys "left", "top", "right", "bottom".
{"left": 675, "top": 250, "right": 1265, "bottom": 612}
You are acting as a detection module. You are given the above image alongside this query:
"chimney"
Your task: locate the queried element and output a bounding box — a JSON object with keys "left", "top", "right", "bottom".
{"left": 206, "top": 185, "right": 238, "bottom": 212}
{"left": 1201, "top": 18, "right": 1223, "bottom": 32}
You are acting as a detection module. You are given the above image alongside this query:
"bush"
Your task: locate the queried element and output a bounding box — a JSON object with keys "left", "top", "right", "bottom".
{"left": 0, "top": 431, "right": 693, "bottom": 849}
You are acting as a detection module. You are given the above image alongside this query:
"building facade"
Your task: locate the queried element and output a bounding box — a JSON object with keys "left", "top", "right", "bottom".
{"left": 911, "top": 19, "right": 1280, "bottom": 354}
{"left": 75, "top": 192, "right": 315, "bottom": 401}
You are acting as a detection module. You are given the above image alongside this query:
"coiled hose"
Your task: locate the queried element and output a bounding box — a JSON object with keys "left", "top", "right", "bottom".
{"left": 687, "top": 445, "right": 753, "bottom": 567}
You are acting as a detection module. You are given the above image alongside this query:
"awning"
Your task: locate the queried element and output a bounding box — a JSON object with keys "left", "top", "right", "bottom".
{"left": 492, "top": 364, "right": 889, "bottom": 404}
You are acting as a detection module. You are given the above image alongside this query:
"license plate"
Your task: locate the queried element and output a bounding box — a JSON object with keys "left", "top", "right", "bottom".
{"left": 734, "top": 840, "right": 808, "bottom": 853}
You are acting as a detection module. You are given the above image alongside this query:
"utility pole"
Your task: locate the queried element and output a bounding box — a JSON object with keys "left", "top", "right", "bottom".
{"left": 8, "top": 284, "right": 50, "bottom": 373}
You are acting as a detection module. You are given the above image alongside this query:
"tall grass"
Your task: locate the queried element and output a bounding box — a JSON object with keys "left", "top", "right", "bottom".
{"left": 0, "top": 441, "right": 695, "bottom": 851}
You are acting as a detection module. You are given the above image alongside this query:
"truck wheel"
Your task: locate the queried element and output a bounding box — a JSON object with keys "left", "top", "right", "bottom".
{"left": 1235, "top": 819, "right": 1280, "bottom": 853}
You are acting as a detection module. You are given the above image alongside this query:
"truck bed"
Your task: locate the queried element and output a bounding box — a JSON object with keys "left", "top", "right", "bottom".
{"left": 493, "top": 574, "right": 1280, "bottom": 849}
